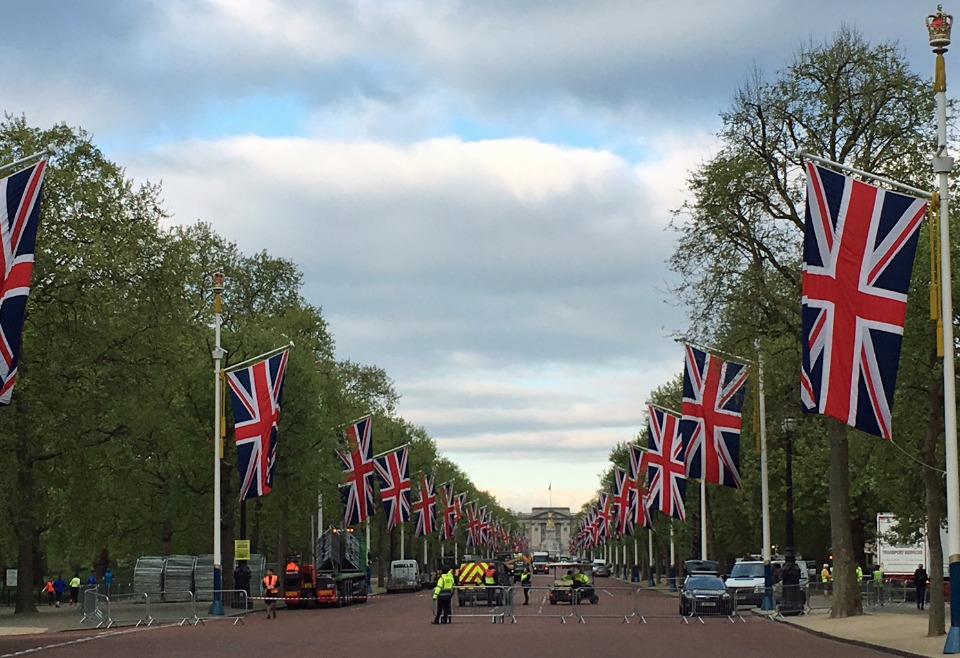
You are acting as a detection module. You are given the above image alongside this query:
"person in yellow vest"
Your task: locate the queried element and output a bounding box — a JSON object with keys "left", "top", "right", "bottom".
{"left": 484, "top": 565, "right": 497, "bottom": 606}
{"left": 873, "top": 564, "right": 885, "bottom": 606}
{"left": 262, "top": 568, "right": 279, "bottom": 619}
{"left": 432, "top": 566, "right": 455, "bottom": 624}
{"left": 820, "top": 563, "right": 832, "bottom": 596}
{"left": 520, "top": 570, "right": 531, "bottom": 605}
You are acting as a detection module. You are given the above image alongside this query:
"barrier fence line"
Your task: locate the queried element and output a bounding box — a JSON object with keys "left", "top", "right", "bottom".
{"left": 145, "top": 590, "right": 198, "bottom": 626}
{"left": 507, "top": 586, "right": 576, "bottom": 623}
{"left": 571, "top": 585, "right": 636, "bottom": 624}
{"left": 194, "top": 590, "right": 249, "bottom": 625}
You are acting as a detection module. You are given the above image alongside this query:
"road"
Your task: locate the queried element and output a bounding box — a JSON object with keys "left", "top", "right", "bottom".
{"left": 0, "top": 575, "right": 901, "bottom": 657}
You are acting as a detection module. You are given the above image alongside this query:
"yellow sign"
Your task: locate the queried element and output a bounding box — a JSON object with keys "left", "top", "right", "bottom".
{"left": 235, "top": 540, "right": 251, "bottom": 561}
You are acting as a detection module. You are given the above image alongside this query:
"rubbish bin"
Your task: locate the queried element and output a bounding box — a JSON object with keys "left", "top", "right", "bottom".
{"left": 233, "top": 564, "right": 251, "bottom": 609}
{"left": 780, "top": 555, "right": 805, "bottom": 616}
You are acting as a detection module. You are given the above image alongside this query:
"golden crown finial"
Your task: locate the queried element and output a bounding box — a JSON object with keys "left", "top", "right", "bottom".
{"left": 928, "top": 5, "right": 953, "bottom": 52}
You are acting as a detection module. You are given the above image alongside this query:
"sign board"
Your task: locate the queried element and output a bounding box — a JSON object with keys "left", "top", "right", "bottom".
{"left": 5, "top": 568, "right": 17, "bottom": 588}
{"left": 235, "top": 540, "right": 251, "bottom": 561}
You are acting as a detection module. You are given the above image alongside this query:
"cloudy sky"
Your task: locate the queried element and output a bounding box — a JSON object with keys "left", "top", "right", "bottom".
{"left": 4, "top": 1, "right": 945, "bottom": 513}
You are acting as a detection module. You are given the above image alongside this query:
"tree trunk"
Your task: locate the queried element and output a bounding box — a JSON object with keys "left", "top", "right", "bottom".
{"left": 828, "top": 419, "right": 861, "bottom": 617}
{"left": 13, "top": 393, "right": 38, "bottom": 614}
{"left": 925, "top": 347, "right": 946, "bottom": 636}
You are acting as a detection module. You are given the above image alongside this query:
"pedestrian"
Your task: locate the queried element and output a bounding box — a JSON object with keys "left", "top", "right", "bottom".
{"left": 52, "top": 575, "right": 66, "bottom": 608}
{"left": 873, "top": 564, "right": 885, "bottom": 606}
{"left": 43, "top": 578, "right": 55, "bottom": 606}
{"left": 483, "top": 564, "right": 497, "bottom": 606}
{"left": 103, "top": 568, "right": 113, "bottom": 594}
{"left": 432, "top": 566, "right": 454, "bottom": 625}
{"left": 521, "top": 569, "right": 531, "bottom": 605}
{"left": 820, "top": 563, "right": 832, "bottom": 596}
{"left": 86, "top": 572, "right": 97, "bottom": 588}
{"left": 262, "top": 568, "right": 279, "bottom": 619}
{"left": 914, "top": 564, "right": 929, "bottom": 611}
{"left": 69, "top": 573, "right": 81, "bottom": 606}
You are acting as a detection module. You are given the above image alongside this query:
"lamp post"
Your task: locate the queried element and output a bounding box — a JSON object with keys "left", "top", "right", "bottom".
{"left": 927, "top": 6, "right": 960, "bottom": 652}
{"left": 781, "top": 417, "right": 797, "bottom": 553}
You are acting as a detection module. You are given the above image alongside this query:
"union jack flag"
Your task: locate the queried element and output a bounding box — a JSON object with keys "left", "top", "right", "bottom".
{"left": 680, "top": 344, "right": 749, "bottom": 489}
{"left": 612, "top": 466, "right": 636, "bottom": 537}
{"left": 374, "top": 446, "right": 411, "bottom": 530}
{"left": 0, "top": 161, "right": 47, "bottom": 404}
{"left": 596, "top": 493, "right": 613, "bottom": 542}
{"left": 412, "top": 474, "right": 436, "bottom": 537}
{"left": 225, "top": 349, "right": 289, "bottom": 501}
{"left": 800, "top": 163, "right": 925, "bottom": 439}
{"left": 629, "top": 444, "right": 654, "bottom": 530}
{"left": 465, "top": 501, "right": 481, "bottom": 546}
{"left": 338, "top": 416, "right": 376, "bottom": 526}
{"left": 438, "top": 482, "right": 457, "bottom": 541}
{"left": 646, "top": 405, "right": 686, "bottom": 520}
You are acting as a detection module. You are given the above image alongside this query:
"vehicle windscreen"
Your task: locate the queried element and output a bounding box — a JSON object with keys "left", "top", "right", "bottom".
{"left": 686, "top": 575, "right": 725, "bottom": 591}
{"left": 729, "top": 563, "right": 765, "bottom": 579}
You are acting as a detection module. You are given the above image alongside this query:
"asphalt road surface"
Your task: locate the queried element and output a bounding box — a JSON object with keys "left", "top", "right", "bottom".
{"left": 0, "top": 576, "right": 900, "bottom": 658}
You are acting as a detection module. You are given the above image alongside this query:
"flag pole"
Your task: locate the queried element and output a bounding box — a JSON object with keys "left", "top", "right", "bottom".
{"left": 209, "top": 272, "right": 226, "bottom": 616}
{"left": 757, "top": 341, "right": 774, "bottom": 611}
{"left": 223, "top": 342, "right": 294, "bottom": 373}
{"left": 0, "top": 145, "right": 56, "bottom": 177}
{"left": 797, "top": 150, "right": 932, "bottom": 199}
{"left": 927, "top": 7, "right": 960, "bottom": 653}
{"left": 700, "top": 478, "right": 707, "bottom": 559}
{"left": 371, "top": 443, "right": 410, "bottom": 460}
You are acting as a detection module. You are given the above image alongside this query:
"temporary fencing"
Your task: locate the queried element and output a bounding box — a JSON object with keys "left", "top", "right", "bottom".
{"left": 806, "top": 583, "right": 832, "bottom": 613}
{"left": 507, "top": 586, "right": 576, "bottom": 623}
{"left": 145, "top": 590, "right": 200, "bottom": 626}
{"left": 97, "top": 592, "right": 150, "bottom": 628}
{"left": 429, "top": 586, "right": 510, "bottom": 623}
{"left": 194, "top": 589, "right": 249, "bottom": 625}
{"left": 774, "top": 584, "right": 809, "bottom": 618}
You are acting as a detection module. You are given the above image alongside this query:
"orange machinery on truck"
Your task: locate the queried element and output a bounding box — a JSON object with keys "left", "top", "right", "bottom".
{"left": 282, "top": 553, "right": 319, "bottom": 609}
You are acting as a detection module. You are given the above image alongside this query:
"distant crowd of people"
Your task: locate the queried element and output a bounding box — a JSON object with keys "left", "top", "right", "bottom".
{"left": 42, "top": 568, "right": 113, "bottom": 607}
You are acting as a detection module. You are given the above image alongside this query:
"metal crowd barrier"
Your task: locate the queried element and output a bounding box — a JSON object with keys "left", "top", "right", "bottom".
{"left": 194, "top": 590, "right": 249, "bottom": 625}
{"left": 774, "top": 584, "right": 809, "bottom": 618}
{"left": 79, "top": 588, "right": 106, "bottom": 626}
{"left": 433, "top": 586, "right": 509, "bottom": 623}
{"left": 98, "top": 592, "right": 150, "bottom": 628}
{"left": 572, "top": 584, "right": 636, "bottom": 624}
{"left": 145, "top": 590, "right": 199, "bottom": 626}
{"left": 508, "top": 586, "right": 576, "bottom": 623}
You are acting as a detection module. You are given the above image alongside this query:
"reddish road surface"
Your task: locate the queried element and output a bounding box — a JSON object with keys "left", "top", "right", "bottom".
{"left": 0, "top": 576, "right": 898, "bottom": 657}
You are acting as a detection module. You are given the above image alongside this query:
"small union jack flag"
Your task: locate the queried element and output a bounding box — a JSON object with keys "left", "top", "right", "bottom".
{"left": 374, "top": 446, "right": 411, "bottom": 530}
{"left": 629, "top": 444, "right": 654, "bottom": 529}
{"left": 680, "top": 344, "right": 749, "bottom": 489}
{"left": 646, "top": 405, "right": 686, "bottom": 520}
{"left": 612, "top": 466, "right": 636, "bottom": 537}
{"left": 438, "top": 482, "right": 457, "bottom": 541}
{"left": 338, "top": 416, "right": 376, "bottom": 526}
{"left": 412, "top": 474, "right": 436, "bottom": 537}
{"left": 0, "top": 161, "right": 47, "bottom": 404}
{"left": 465, "top": 501, "right": 481, "bottom": 546}
{"left": 226, "top": 349, "right": 290, "bottom": 501}
{"left": 800, "top": 163, "right": 925, "bottom": 439}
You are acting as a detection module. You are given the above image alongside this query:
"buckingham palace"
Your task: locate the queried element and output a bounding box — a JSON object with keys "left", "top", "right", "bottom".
{"left": 513, "top": 507, "right": 574, "bottom": 554}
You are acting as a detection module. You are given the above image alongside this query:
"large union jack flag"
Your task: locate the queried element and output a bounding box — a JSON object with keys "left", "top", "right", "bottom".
{"left": 680, "top": 344, "right": 749, "bottom": 489}
{"left": 0, "top": 161, "right": 47, "bottom": 404}
{"left": 226, "top": 349, "right": 289, "bottom": 501}
{"left": 800, "top": 163, "right": 925, "bottom": 439}
{"left": 646, "top": 405, "right": 686, "bottom": 520}
{"left": 338, "top": 416, "right": 376, "bottom": 526}
{"left": 374, "top": 446, "right": 411, "bottom": 530}
{"left": 465, "top": 501, "right": 481, "bottom": 546}
{"left": 412, "top": 474, "right": 436, "bottom": 537}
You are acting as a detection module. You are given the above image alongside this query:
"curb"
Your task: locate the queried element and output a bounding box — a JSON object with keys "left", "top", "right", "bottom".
{"left": 766, "top": 611, "right": 931, "bottom": 658}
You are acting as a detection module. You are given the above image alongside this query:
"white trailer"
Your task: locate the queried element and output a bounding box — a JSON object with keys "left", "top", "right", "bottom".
{"left": 876, "top": 512, "right": 948, "bottom": 580}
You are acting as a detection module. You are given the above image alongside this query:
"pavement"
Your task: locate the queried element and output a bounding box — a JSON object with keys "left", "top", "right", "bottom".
{"left": 0, "top": 586, "right": 952, "bottom": 658}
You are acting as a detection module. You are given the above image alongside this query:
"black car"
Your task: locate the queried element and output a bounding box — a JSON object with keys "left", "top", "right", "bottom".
{"left": 679, "top": 573, "right": 733, "bottom": 616}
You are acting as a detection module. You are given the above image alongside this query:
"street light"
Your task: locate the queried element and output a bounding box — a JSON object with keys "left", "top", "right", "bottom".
{"left": 781, "top": 417, "right": 797, "bottom": 554}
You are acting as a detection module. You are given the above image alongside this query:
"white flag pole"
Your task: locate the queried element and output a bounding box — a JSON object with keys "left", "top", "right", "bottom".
{"left": 647, "top": 529, "right": 655, "bottom": 586}
{"left": 927, "top": 9, "right": 960, "bottom": 653}
{"left": 757, "top": 341, "right": 774, "bottom": 611}
{"left": 401, "top": 525, "right": 405, "bottom": 560}
{"left": 669, "top": 524, "right": 677, "bottom": 592}
{"left": 700, "top": 479, "right": 707, "bottom": 559}
{"left": 209, "top": 273, "right": 226, "bottom": 616}
{"left": 0, "top": 145, "right": 56, "bottom": 177}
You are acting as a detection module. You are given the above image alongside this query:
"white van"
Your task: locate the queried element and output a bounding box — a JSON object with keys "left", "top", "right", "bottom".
{"left": 386, "top": 560, "right": 421, "bottom": 593}
{"left": 725, "top": 558, "right": 808, "bottom": 607}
